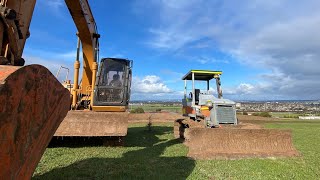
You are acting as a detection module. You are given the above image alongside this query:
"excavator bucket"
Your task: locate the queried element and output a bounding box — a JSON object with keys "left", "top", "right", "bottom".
{"left": 0, "top": 65, "right": 70, "bottom": 179}
{"left": 55, "top": 111, "right": 128, "bottom": 137}
{"left": 175, "top": 120, "right": 299, "bottom": 159}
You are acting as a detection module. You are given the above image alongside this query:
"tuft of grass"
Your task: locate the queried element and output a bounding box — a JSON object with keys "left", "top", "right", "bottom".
{"left": 252, "top": 112, "right": 272, "bottom": 117}
{"left": 130, "top": 107, "right": 145, "bottom": 113}
{"left": 33, "top": 120, "right": 320, "bottom": 179}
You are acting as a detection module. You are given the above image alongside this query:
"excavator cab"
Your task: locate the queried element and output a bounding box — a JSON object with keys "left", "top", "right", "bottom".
{"left": 54, "top": 58, "right": 132, "bottom": 137}
{"left": 94, "top": 58, "right": 132, "bottom": 107}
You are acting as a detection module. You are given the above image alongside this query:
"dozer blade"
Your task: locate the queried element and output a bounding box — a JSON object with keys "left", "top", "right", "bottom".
{"left": 182, "top": 128, "right": 299, "bottom": 159}
{"left": 54, "top": 111, "right": 128, "bottom": 136}
{"left": 0, "top": 65, "right": 70, "bottom": 179}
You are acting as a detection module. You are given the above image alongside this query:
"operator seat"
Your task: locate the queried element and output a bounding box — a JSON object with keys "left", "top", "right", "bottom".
{"left": 195, "top": 89, "right": 200, "bottom": 105}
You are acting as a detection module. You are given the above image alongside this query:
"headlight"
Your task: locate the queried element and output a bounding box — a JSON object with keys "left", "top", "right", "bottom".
{"left": 206, "top": 101, "right": 213, "bottom": 107}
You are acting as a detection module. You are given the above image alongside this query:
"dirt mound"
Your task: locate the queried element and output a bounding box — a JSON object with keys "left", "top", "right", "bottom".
{"left": 174, "top": 118, "right": 299, "bottom": 160}
{"left": 222, "top": 122, "right": 262, "bottom": 129}
{"left": 184, "top": 128, "right": 299, "bottom": 159}
{"left": 55, "top": 111, "right": 128, "bottom": 136}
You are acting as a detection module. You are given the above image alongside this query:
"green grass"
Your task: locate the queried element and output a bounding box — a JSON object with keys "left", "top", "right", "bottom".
{"left": 129, "top": 105, "right": 182, "bottom": 113}
{"left": 271, "top": 112, "right": 301, "bottom": 118}
{"left": 33, "top": 120, "right": 320, "bottom": 179}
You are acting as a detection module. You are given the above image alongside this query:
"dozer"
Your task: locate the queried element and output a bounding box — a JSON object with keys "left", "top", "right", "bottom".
{"left": 0, "top": 0, "right": 131, "bottom": 179}
{"left": 175, "top": 70, "right": 299, "bottom": 159}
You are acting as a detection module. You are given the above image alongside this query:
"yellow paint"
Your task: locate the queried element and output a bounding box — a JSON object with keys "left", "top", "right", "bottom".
{"left": 72, "top": 60, "right": 80, "bottom": 108}
{"left": 90, "top": 61, "right": 98, "bottom": 107}
{"left": 92, "top": 106, "right": 126, "bottom": 112}
{"left": 190, "top": 70, "right": 222, "bottom": 74}
{"left": 200, "top": 106, "right": 209, "bottom": 110}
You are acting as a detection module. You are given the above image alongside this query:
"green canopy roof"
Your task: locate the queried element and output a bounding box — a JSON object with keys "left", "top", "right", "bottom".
{"left": 182, "top": 70, "right": 222, "bottom": 81}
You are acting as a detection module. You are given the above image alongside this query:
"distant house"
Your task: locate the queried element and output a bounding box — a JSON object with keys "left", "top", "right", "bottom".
{"left": 299, "top": 116, "right": 320, "bottom": 120}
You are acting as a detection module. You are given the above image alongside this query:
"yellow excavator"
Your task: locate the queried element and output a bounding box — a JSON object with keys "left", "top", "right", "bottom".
{"left": 54, "top": 1, "right": 132, "bottom": 139}
{"left": 0, "top": 0, "right": 131, "bottom": 179}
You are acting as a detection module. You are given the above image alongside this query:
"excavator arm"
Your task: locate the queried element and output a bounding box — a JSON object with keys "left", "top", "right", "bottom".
{"left": 65, "top": 0, "right": 100, "bottom": 96}
{"left": 0, "top": 0, "right": 36, "bottom": 65}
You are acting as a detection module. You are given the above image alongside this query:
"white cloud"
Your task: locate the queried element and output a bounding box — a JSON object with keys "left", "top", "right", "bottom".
{"left": 35, "top": 0, "right": 66, "bottom": 17}
{"left": 130, "top": 75, "right": 185, "bottom": 100}
{"left": 46, "top": 0, "right": 64, "bottom": 9}
{"left": 135, "top": 0, "right": 320, "bottom": 100}
{"left": 24, "top": 54, "right": 74, "bottom": 82}
{"left": 24, "top": 49, "right": 77, "bottom": 82}
{"left": 132, "top": 75, "right": 172, "bottom": 94}
{"left": 196, "top": 56, "right": 229, "bottom": 65}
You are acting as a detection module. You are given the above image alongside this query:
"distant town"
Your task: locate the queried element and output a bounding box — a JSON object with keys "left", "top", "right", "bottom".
{"left": 130, "top": 100, "right": 320, "bottom": 113}
{"left": 236, "top": 101, "right": 320, "bottom": 113}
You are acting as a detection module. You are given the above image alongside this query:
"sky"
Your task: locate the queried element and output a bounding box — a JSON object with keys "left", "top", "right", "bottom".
{"left": 24, "top": 0, "right": 320, "bottom": 101}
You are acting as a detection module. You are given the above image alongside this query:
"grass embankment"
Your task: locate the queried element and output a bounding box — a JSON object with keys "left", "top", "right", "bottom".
{"left": 33, "top": 120, "right": 320, "bottom": 179}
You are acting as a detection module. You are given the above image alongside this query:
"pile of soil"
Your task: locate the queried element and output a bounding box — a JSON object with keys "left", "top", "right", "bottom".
{"left": 184, "top": 128, "right": 299, "bottom": 159}
{"left": 174, "top": 117, "right": 299, "bottom": 160}
{"left": 128, "top": 112, "right": 299, "bottom": 160}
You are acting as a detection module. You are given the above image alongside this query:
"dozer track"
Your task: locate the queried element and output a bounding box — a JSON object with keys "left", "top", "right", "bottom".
{"left": 175, "top": 119, "right": 299, "bottom": 159}
{"left": 0, "top": 65, "right": 70, "bottom": 179}
{"left": 55, "top": 111, "right": 128, "bottom": 137}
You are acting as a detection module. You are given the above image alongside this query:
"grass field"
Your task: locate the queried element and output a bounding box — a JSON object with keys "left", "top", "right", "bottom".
{"left": 33, "top": 120, "right": 320, "bottom": 179}
{"left": 129, "top": 104, "right": 181, "bottom": 113}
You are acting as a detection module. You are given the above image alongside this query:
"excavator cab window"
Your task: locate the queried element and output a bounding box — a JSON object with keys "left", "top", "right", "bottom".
{"left": 94, "top": 58, "right": 132, "bottom": 106}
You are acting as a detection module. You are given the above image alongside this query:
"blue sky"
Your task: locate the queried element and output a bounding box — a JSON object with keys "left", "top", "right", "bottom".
{"left": 25, "top": 0, "right": 320, "bottom": 100}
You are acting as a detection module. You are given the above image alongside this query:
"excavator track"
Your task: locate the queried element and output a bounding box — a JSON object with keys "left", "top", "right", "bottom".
{"left": 175, "top": 119, "right": 299, "bottom": 159}
{"left": 0, "top": 65, "right": 70, "bottom": 179}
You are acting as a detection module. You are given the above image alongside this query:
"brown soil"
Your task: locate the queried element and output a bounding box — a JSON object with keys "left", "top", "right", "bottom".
{"left": 128, "top": 112, "right": 183, "bottom": 123}
{"left": 174, "top": 116, "right": 299, "bottom": 160}
{"left": 128, "top": 112, "right": 299, "bottom": 160}
{"left": 184, "top": 128, "right": 299, "bottom": 159}
{"left": 55, "top": 111, "right": 129, "bottom": 136}
{"left": 222, "top": 122, "right": 262, "bottom": 129}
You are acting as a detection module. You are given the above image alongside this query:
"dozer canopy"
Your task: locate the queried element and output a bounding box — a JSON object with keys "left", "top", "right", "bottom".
{"left": 182, "top": 70, "right": 222, "bottom": 81}
{"left": 182, "top": 69, "right": 236, "bottom": 126}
